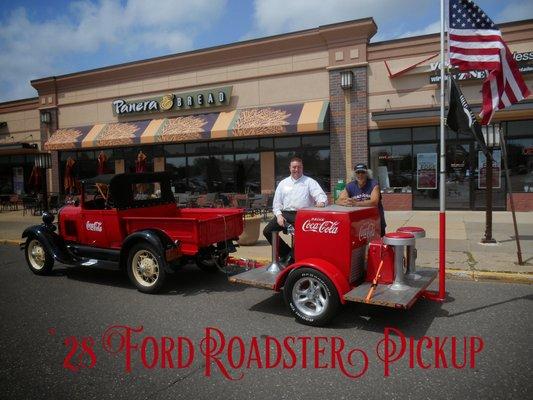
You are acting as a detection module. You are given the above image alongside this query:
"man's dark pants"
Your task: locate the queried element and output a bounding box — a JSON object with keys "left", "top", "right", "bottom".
{"left": 263, "top": 210, "right": 296, "bottom": 259}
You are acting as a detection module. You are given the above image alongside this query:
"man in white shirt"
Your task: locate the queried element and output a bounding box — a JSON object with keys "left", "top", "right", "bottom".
{"left": 263, "top": 157, "right": 327, "bottom": 263}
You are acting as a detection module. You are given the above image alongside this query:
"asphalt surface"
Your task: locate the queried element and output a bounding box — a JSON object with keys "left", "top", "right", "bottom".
{"left": 0, "top": 244, "right": 532, "bottom": 400}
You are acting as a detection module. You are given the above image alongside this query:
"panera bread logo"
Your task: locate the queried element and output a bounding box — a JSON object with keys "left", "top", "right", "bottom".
{"left": 112, "top": 86, "right": 232, "bottom": 116}
{"left": 86, "top": 221, "right": 103, "bottom": 232}
{"left": 302, "top": 218, "right": 340, "bottom": 234}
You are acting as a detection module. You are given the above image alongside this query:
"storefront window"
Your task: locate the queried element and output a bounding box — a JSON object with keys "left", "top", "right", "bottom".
{"left": 274, "top": 135, "right": 330, "bottom": 191}
{"left": 188, "top": 155, "right": 209, "bottom": 193}
{"left": 369, "top": 144, "right": 412, "bottom": 192}
{"left": 413, "top": 126, "right": 437, "bottom": 142}
{"left": 165, "top": 144, "right": 185, "bottom": 156}
{"left": 412, "top": 143, "right": 439, "bottom": 209}
{"left": 275, "top": 137, "right": 300, "bottom": 149}
{"left": 123, "top": 147, "right": 153, "bottom": 173}
{"left": 506, "top": 137, "right": 533, "bottom": 193}
{"left": 235, "top": 153, "right": 260, "bottom": 193}
{"left": 208, "top": 154, "right": 234, "bottom": 192}
{"left": 259, "top": 138, "right": 274, "bottom": 150}
{"left": 166, "top": 157, "right": 188, "bottom": 192}
{"left": 369, "top": 128, "right": 411, "bottom": 145}
{"left": 234, "top": 139, "right": 259, "bottom": 152}
{"left": 0, "top": 158, "right": 13, "bottom": 194}
{"left": 209, "top": 140, "right": 233, "bottom": 154}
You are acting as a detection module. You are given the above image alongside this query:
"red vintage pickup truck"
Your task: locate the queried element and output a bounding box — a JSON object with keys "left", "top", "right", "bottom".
{"left": 21, "top": 172, "right": 244, "bottom": 293}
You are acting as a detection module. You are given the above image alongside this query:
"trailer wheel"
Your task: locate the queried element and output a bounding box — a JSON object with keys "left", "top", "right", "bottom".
{"left": 284, "top": 268, "right": 340, "bottom": 326}
{"left": 127, "top": 243, "right": 166, "bottom": 293}
{"left": 25, "top": 237, "right": 54, "bottom": 275}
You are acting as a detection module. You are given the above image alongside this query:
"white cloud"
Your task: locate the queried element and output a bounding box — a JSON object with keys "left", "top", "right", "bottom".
{"left": 244, "top": 0, "right": 433, "bottom": 41}
{"left": 0, "top": 0, "right": 226, "bottom": 102}
{"left": 396, "top": 20, "right": 440, "bottom": 40}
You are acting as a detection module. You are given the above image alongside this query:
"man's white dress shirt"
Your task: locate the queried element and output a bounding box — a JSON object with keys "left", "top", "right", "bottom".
{"left": 272, "top": 175, "right": 327, "bottom": 216}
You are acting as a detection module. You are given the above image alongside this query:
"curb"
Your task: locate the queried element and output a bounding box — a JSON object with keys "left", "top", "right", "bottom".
{"left": 445, "top": 269, "right": 533, "bottom": 284}
{"left": 1, "top": 239, "right": 22, "bottom": 246}
{"left": 2, "top": 239, "right": 531, "bottom": 284}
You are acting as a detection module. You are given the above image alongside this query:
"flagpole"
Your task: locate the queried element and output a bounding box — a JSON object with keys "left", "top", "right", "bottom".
{"left": 425, "top": 0, "right": 447, "bottom": 302}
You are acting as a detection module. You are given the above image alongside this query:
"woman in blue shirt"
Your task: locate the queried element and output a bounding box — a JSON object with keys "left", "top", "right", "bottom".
{"left": 335, "top": 163, "right": 386, "bottom": 236}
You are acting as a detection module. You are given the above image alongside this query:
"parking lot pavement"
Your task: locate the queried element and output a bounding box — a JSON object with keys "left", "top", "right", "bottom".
{"left": 1, "top": 244, "right": 532, "bottom": 400}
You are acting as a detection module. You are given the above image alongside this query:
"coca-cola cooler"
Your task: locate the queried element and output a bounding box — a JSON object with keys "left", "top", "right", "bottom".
{"left": 295, "top": 205, "right": 381, "bottom": 284}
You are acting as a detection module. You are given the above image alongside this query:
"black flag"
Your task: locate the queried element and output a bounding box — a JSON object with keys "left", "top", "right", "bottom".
{"left": 447, "top": 77, "right": 489, "bottom": 157}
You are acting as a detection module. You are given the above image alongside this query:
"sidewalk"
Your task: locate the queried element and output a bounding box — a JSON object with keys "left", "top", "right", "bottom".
{"left": 235, "top": 210, "right": 533, "bottom": 283}
{"left": 2, "top": 209, "right": 532, "bottom": 283}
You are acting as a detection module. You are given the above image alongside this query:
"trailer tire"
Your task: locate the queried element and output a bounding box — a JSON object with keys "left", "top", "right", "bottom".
{"left": 127, "top": 243, "right": 166, "bottom": 293}
{"left": 25, "top": 237, "right": 54, "bottom": 275}
{"left": 284, "top": 268, "right": 340, "bottom": 326}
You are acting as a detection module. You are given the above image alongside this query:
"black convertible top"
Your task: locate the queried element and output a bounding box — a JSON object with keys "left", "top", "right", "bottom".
{"left": 82, "top": 172, "right": 175, "bottom": 210}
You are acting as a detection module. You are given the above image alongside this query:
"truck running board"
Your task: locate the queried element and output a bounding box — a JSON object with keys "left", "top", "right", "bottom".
{"left": 343, "top": 268, "right": 438, "bottom": 309}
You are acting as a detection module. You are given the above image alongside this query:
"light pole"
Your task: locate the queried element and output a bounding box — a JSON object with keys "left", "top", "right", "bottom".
{"left": 34, "top": 152, "right": 52, "bottom": 213}
{"left": 481, "top": 124, "right": 500, "bottom": 244}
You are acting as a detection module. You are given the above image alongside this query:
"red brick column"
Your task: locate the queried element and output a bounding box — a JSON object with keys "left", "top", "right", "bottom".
{"left": 329, "top": 66, "right": 368, "bottom": 192}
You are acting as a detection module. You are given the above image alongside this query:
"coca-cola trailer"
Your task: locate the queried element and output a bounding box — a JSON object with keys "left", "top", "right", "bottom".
{"left": 230, "top": 205, "right": 438, "bottom": 326}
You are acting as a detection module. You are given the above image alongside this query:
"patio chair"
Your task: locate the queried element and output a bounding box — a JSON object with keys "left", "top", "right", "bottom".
{"left": 0, "top": 195, "right": 9, "bottom": 211}
{"left": 48, "top": 195, "right": 60, "bottom": 214}
{"left": 203, "top": 192, "right": 221, "bottom": 208}
{"left": 22, "top": 196, "right": 37, "bottom": 216}
{"left": 11, "top": 194, "right": 23, "bottom": 211}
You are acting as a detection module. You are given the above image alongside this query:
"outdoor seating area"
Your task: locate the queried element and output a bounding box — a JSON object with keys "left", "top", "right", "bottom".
{"left": 1, "top": 192, "right": 73, "bottom": 216}
{"left": 174, "top": 192, "right": 273, "bottom": 219}
{"left": 2, "top": 189, "right": 273, "bottom": 221}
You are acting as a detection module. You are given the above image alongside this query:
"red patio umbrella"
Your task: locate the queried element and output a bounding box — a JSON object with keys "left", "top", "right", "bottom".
{"left": 97, "top": 151, "right": 108, "bottom": 175}
{"left": 28, "top": 165, "right": 42, "bottom": 193}
{"left": 135, "top": 150, "right": 147, "bottom": 173}
{"left": 64, "top": 157, "right": 76, "bottom": 194}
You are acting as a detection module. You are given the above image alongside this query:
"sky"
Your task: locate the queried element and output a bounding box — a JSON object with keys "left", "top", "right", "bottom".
{"left": 1, "top": 0, "right": 532, "bottom": 103}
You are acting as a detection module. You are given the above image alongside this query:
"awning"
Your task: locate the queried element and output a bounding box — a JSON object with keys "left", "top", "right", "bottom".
{"left": 44, "top": 100, "right": 329, "bottom": 151}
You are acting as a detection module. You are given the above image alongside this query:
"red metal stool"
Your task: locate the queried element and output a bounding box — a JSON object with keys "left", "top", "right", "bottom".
{"left": 383, "top": 232, "right": 415, "bottom": 290}
{"left": 397, "top": 226, "right": 426, "bottom": 281}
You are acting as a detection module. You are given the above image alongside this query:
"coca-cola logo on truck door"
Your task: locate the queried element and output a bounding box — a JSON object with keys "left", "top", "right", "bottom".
{"left": 302, "top": 218, "right": 340, "bottom": 234}
{"left": 86, "top": 221, "right": 103, "bottom": 232}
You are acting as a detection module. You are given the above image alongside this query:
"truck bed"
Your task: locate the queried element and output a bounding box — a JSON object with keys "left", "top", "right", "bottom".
{"left": 121, "top": 207, "right": 244, "bottom": 255}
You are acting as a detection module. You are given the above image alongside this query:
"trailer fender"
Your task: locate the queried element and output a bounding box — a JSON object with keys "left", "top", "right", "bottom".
{"left": 21, "top": 225, "right": 78, "bottom": 265}
{"left": 274, "top": 258, "right": 351, "bottom": 304}
{"left": 121, "top": 229, "right": 180, "bottom": 273}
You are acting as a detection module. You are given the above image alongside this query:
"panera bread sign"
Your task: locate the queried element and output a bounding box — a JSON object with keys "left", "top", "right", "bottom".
{"left": 112, "top": 86, "right": 232, "bottom": 116}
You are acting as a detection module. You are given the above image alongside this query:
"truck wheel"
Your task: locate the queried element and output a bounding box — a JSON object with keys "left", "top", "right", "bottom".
{"left": 127, "top": 243, "right": 166, "bottom": 294}
{"left": 25, "top": 238, "right": 54, "bottom": 275}
{"left": 283, "top": 268, "right": 340, "bottom": 327}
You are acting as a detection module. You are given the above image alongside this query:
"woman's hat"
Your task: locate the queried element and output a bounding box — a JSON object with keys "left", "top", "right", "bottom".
{"left": 354, "top": 163, "right": 368, "bottom": 173}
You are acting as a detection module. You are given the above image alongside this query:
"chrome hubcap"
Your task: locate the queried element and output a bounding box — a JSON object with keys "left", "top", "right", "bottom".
{"left": 291, "top": 277, "right": 329, "bottom": 317}
{"left": 28, "top": 240, "right": 45, "bottom": 270}
{"left": 132, "top": 250, "right": 159, "bottom": 287}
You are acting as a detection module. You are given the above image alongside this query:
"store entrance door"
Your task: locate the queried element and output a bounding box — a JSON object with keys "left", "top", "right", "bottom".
{"left": 445, "top": 142, "right": 506, "bottom": 210}
{"left": 446, "top": 142, "right": 471, "bottom": 209}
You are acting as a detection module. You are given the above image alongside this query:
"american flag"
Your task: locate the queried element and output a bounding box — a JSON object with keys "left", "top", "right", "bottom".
{"left": 448, "top": 0, "right": 530, "bottom": 125}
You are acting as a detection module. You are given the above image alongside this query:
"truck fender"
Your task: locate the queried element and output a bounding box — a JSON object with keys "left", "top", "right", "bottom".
{"left": 121, "top": 229, "right": 179, "bottom": 273}
{"left": 273, "top": 257, "right": 351, "bottom": 304}
{"left": 21, "top": 225, "right": 78, "bottom": 265}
